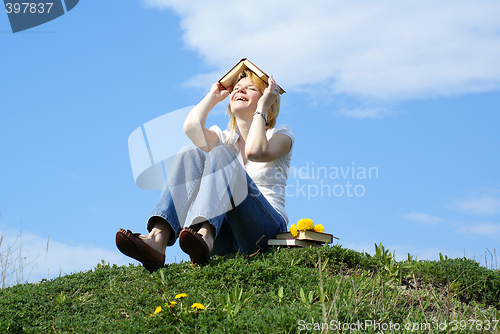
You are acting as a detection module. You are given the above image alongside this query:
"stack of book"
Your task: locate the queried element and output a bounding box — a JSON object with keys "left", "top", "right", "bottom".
{"left": 267, "top": 230, "right": 339, "bottom": 248}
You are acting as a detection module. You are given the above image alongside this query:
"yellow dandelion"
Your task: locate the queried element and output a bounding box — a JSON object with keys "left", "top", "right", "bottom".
{"left": 191, "top": 303, "right": 205, "bottom": 310}
{"left": 154, "top": 306, "right": 162, "bottom": 314}
{"left": 175, "top": 293, "right": 188, "bottom": 299}
{"left": 296, "top": 219, "right": 306, "bottom": 230}
{"left": 290, "top": 224, "right": 298, "bottom": 237}
{"left": 297, "top": 218, "right": 314, "bottom": 231}
{"left": 313, "top": 224, "right": 325, "bottom": 233}
{"left": 168, "top": 301, "right": 177, "bottom": 308}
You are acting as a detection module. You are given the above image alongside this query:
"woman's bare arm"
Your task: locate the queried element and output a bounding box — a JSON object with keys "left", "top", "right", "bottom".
{"left": 245, "top": 75, "right": 292, "bottom": 162}
{"left": 183, "top": 82, "right": 231, "bottom": 152}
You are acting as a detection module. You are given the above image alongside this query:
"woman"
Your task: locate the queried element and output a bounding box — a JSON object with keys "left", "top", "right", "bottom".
{"left": 116, "top": 70, "right": 294, "bottom": 272}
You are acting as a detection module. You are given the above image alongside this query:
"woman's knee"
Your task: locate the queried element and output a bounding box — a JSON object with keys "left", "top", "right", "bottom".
{"left": 172, "top": 145, "right": 206, "bottom": 166}
{"left": 208, "top": 145, "right": 237, "bottom": 169}
{"left": 167, "top": 145, "right": 206, "bottom": 183}
{"left": 209, "top": 145, "right": 233, "bottom": 156}
{"left": 178, "top": 145, "right": 206, "bottom": 158}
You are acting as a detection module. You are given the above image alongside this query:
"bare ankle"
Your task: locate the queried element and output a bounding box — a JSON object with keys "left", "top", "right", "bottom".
{"left": 143, "top": 218, "right": 173, "bottom": 253}
{"left": 197, "top": 222, "right": 215, "bottom": 251}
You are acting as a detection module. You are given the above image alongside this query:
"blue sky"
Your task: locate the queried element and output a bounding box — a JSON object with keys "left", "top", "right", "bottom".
{"left": 1, "top": 0, "right": 500, "bottom": 284}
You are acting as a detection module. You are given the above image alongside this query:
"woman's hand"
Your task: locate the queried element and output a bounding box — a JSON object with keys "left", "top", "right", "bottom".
{"left": 209, "top": 82, "right": 232, "bottom": 103}
{"left": 257, "top": 75, "right": 280, "bottom": 113}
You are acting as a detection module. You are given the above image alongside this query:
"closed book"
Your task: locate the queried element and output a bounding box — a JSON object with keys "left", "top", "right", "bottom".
{"left": 275, "top": 231, "right": 337, "bottom": 244}
{"left": 267, "top": 238, "right": 321, "bottom": 248}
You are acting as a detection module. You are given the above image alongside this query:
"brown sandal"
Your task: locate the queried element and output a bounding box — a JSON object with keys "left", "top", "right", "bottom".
{"left": 115, "top": 228, "right": 165, "bottom": 273}
{"left": 179, "top": 228, "right": 210, "bottom": 265}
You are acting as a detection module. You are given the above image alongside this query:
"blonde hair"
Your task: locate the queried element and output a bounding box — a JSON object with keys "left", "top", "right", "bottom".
{"left": 227, "top": 70, "right": 280, "bottom": 135}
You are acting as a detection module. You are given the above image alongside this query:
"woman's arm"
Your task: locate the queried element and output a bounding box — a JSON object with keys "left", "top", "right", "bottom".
{"left": 246, "top": 130, "right": 292, "bottom": 162}
{"left": 245, "top": 76, "right": 292, "bottom": 162}
{"left": 183, "top": 82, "right": 231, "bottom": 152}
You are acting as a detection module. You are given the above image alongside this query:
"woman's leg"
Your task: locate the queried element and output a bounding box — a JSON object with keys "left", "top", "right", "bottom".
{"left": 184, "top": 145, "right": 286, "bottom": 256}
{"left": 196, "top": 221, "right": 215, "bottom": 251}
{"left": 138, "top": 218, "right": 173, "bottom": 254}
{"left": 184, "top": 145, "right": 248, "bottom": 245}
{"left": 171, "top": 145, "right": 244, "bottom": 264}
{"left": 141, "top": 145, "right": 208, "bottom": 252}
{"left": 211, "top": 173, "right": 287, "bottom": 255}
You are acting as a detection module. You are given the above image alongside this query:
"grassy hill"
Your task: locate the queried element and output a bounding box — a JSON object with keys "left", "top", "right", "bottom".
{"left": 0, "top": 244, "right": 499, "bottom": 333}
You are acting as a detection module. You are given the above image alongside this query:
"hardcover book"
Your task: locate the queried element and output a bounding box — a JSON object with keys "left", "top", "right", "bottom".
{"left": 275, "top": 230, "right": 338, "bottom": 244}
{"left": 219, "top": 58, "right": 286, "bottom": 95}
{"left": 267, "top": 238, "right": 321, "bottom": 248}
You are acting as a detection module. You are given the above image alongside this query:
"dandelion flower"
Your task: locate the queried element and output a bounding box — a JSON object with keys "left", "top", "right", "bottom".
{"left": 154, "top": 306, "right": 162, "bottom": 314}
{"left": 313, "top": 224, "right": 325, "bottom": 233}
{"left": 175, "top": 293, "right": 188, "bottom": 299}
{"left": 290, "top": 224, "right": 298, "bottom": 237}
{"left": 167, "top": 301, "right": 177, "bottom": 308}
{"left": 297, "top": 218, "right": 314, "bottom": 231}
{"left": 191, "top": 303, "right": 205, "bottom": 310}
{"left": 296, "top": 219, "right": 306, "bottom": 230}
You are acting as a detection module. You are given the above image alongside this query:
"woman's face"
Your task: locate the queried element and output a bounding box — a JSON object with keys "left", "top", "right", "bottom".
{"left": 229, "top": 77, "right": 263, "bottom": 115}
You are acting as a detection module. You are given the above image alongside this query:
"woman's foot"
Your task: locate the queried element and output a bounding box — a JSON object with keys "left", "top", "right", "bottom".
{"left": 140, "top": 218, "right": 173, "bottom": 253}
{"left": 115, "top": 229, "right": 166, "bottom": 273}
{"left": 115, "top": 219, "right": 173, "bottom": 272}
{"left": 196, "top": 222, "right": 215, "bottom": 251}
{"left": 179, "top": 222, "right": 214, "bottom": 265}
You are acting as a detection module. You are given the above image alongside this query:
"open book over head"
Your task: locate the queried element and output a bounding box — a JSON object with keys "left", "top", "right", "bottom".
{"left": 219, "top": 58, "right": 285, "bottom": 95}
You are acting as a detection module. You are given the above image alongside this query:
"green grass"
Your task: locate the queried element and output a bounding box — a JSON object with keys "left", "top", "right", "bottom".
{"left": 0, "top": 245, "right": 499, "bottom": 333}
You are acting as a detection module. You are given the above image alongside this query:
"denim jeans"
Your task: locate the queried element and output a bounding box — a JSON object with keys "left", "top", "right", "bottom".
{"left": 147, "top": 145, "right": 287, "bottom": 255}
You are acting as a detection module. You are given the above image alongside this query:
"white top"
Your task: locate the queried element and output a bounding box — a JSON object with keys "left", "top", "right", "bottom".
{"left": 209, "top": 124, "right": 295, "bottom": 223}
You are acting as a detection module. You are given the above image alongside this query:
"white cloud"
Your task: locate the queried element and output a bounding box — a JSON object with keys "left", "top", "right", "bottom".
{"left": 403, "top": 212, "right": 445, "bottom": 224}
{"left": 456, "top": 222, "right": 500, "bottom": 237}
{"left": 142, "top": 0, "right": 500, "bottom": 101}
{"left": 339, "top": 108, "right": 389, "bottom": 119}
{"left": 451, "top": 195, "right": 500, "bottom": 216}
{"left": 0, "top": 229, "right": 129, "bottom": 286}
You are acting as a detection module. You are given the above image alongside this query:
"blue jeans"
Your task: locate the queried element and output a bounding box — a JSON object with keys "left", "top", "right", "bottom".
{"left": 147, "top": 145, "right": 287, "bottom": 255}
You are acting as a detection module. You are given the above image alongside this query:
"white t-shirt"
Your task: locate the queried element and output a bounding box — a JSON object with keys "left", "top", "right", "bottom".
{"left": 209, "top": 124, "right": 294, "bottom": 223}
